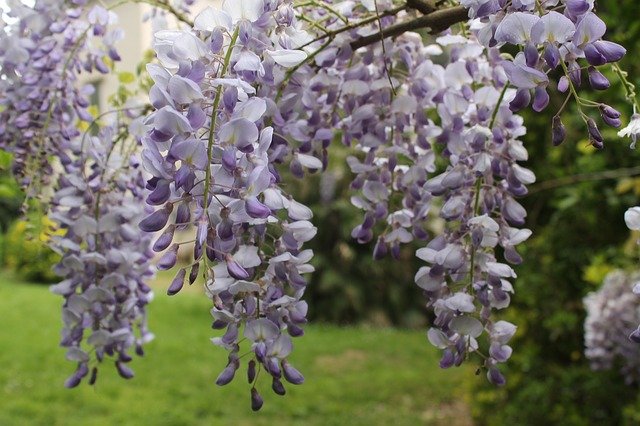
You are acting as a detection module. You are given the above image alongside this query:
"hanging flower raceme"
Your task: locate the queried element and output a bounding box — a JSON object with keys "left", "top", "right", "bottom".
{"left": 0, "top": 0, "right": 196, "bottom": 390}
{"left": 0, "top": 0, "right": 122, "bottom": 193}
{"left": 414, "top": 35, "right": 533, "bottom": 384}
{"left": 584, "top": 270, "right": 640, "bottom": 384}
{"left": 1, "top": 0, "right": 638, "bottom": 412}
{"left": 140, "top": 0, "right": 315, "bottom": 408}
{"left": 48, "top": 114, "right": 156, "bottom": 388}
{"left": 265, "top": 2, "right": 530, "bottom": 384}
{"left": 464, "top": 0, "right": 626, "bottom": 148}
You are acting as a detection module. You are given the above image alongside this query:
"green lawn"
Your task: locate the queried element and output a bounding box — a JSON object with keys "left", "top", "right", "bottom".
{"left": 0, "top": 272, "right": 473, "bottom": 426}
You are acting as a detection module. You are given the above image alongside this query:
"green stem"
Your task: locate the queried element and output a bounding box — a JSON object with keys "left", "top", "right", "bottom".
{"left": 202, "top": 29, "right": 239, "bottom": 273}
{"left": 488, "top": 83, "right": 509, "bottom": 129}
{"left": 559, "top": 60, "right": 588, "bottom": 121}
{"left": 469, "top": 83, "right": 508, "bottom": 287}
{"left": 612, "top": 63, "right": 640, "bottom": 112}
{"left": 374, "top": 0, "right": 397, "bottom": 96}
{"left": 468, "top": 179, "right": 482, "bottom": 287}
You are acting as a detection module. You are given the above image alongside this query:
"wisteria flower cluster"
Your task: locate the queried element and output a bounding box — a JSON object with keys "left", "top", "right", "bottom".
{"left": 1, "top": 0, "right": 640, "bottom": 413}
{"left": 584, "top": 270, "right": 640, "bottom": 384}
{"left": 0, "top": 0, "right": 184, "bottom": 390}
{"left": 265, "top": 1, "right": 530, "bottom": 385}
{"left": 0, "top": 0, "right": 121, "bottom": 193}
{"left": 48, "top": 115, "right": 156, "bottom": 387}
{"left": 141, "top": 0, "right": 315, "bottom": 408}
{"left": 465, "top": 0, "right": 627, "bottom": 147}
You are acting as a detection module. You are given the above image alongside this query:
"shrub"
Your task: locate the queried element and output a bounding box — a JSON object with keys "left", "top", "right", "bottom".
{"left": 3, "top": 216, "right": 61, "bottom": 283}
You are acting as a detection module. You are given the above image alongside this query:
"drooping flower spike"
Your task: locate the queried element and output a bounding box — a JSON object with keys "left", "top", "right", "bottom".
{"left": 1, "top": 0, "right": 639, "bottom": 412}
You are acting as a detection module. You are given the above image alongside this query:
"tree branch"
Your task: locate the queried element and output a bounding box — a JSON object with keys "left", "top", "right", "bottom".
{"left": 406, "top": 0, "right": 437, "bottom": 15}
{"left": 349, "top": 5, "right": 468, "bottom": 50}
{"left": 528, "top": 165, "right": 640, "bottom": 194}
{"left": 298, "top": 4, "right": 407, "bottom": 50}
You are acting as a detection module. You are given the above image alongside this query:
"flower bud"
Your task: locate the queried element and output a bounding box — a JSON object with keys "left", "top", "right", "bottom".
{"left": 587, "top": 67, "right": 610, "bottom": 90}
{"left": 246, "top": 196, "right": 271, "bottom": 219}
{"left": 223, "top": 86, "right": 238, "bottom": 113}
{"left": 543, "top": 43, "right": 560, "bottom": 69}
{"left": 167, "top": 269, "right": 186, "bottom": 296}
{"left": 600, "top": 104, "right": 621, "bottom": 120}
{"left": 599, "top": 104, "right": 621, "bottom": 128}
{"left": 439, "top": 349, "right": 455, "bottom": 369}
{"left": 584, "top": 44, "right": 606, "bottom": 66}
{"left": 116, "top": 361, "right": 134, "bottom": 379}
{"left": 146, "top": 180, "right": 170, "bottom": 205}
{"left": 552, "top": 116, "right": 566, "bottom": 146}
{"left": 487, "top": 367, "right": 506, "bottom": 386}
{"left": 287, "top": 322, "right": 304, "bottom": 337}
{"left": 189, "top": 263, "right": 200, "bottom": 285}
{"left": 139, "top": 206, "right": 171, "bottom": 232}
{"left": 593, "top": 40, "right": 626, "bottom": 63}
{"left": 565, "top": 0, "right": 589, "bottom": 15}
{"left": 569, "top": 62, "right": 582, "bottom": 86}
{"left": 88, "top": 367, "right": 98, "bottom": 385}
{"left": 504, "top": 246, "right": 523, "bottom": 264}
{"left": 272, "top": 378, "right": 286, "bottom": 396}
{"left": 251, "top": 388, "right": 264, "bottom": 412}
{"left": 157, "top": 244, "right": 179, "bottom": 270}
{"left": 290, "top": 158, "right": 304, "bottom": 179}
{"left": 587, "top": 118, "right": 604, "bottom": 148}
{"left": 524, "top": 42, "right": 538, "bottom": 67}
{"left": 373, "top": 237, "right": 388, "bottom": 260}
{"left": 557, "top": 76, "right": 569, "bottom": 93}
{"left": 64, "top": 373, "right": 82, "bottom": 389}
{"left": 221, "top": 148, "right": 236, "bottom": 172}
{"left": 282, "top": 360, "right": 304, "bottom": 384}
{"left": 175, "top": 203, "right": 190, "bottom": 225}
{"left": 247, "top": 360, "right": 257, "bottom": 383}
{"left": 532, "top": 87, "right": 549, "bottom": 112}
{"left": 215, "top": 363, "right": 237, "bottom": 386}
{"left": 210, "top": 28, "right": 224, "bottom": 53}
{"left": 153, "top": 225, "right": 175, "bottom": 252}
{"left": 391, "top": 242, "right": 401, "bottom": 260}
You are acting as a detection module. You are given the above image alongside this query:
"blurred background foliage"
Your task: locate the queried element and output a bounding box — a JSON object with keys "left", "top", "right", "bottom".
{"left": 1, "top": 0, "right": 640, "bottom": 423}
{"left": 0, "top": 151, "right": 24, "bottom": 230}
{"left": 3, "top": 215, "right": 61, "bottom": 283}
{"left": 0, "top": 150, "right": 61, "bottom": 283}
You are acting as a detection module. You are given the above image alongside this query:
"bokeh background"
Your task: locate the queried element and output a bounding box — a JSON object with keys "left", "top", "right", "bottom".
{"left": 2, "top": 0, "right": 640, "bottom": 424}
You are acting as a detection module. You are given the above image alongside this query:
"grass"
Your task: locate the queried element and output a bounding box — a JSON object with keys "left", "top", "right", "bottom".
{"left": 0, "top": 272, "right": 473, "bottom": 426}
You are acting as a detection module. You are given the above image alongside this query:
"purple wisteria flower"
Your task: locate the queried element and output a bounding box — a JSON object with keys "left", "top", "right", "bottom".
{"left": 1, "top": 0, "right": 638, "bottom": 411}
{"left": 267, "top": 3, "right": 533, "bottom": 384}
{"left": 468, "top": 1, "right": 626, "bottom": 147}
{"left": 140, "top": 0, "right": 314, "bottom": 408}
{"left": 49, "top": 115, "right": 156, "bottom": 388}
{"left": 0, "top": 0, "right": 122, "bottom": 192}
{"left": 584, "top": 271, "right": 640, "bottom": 384}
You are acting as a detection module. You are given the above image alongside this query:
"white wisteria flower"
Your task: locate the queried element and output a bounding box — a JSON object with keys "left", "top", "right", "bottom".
{"left": 619, "top": 113, "right": 640, "bottom": 149}
{"left": 625, "top": 207, "right": 640, "bottom": 231}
